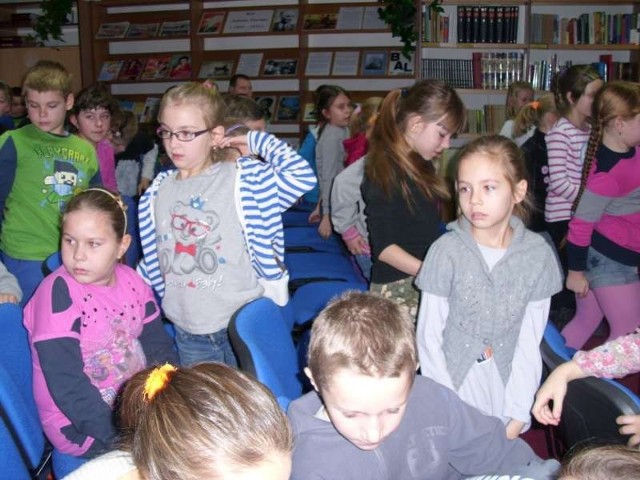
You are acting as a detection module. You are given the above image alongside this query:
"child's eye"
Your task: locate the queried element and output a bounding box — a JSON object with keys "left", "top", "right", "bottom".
{"left": 484, "top": 185, "right": 496, "bottom": 192}
{"left": 342, "top": 412, "right": 357, "bottom": 419}
{"left": 386, "top": 408, "right": 400, "bottom": 415}
{"left": 89, "top": 241, "right": 101, "bottom": 248}
{"left": 458, "top": 186, "right": 470, "bottom": 194}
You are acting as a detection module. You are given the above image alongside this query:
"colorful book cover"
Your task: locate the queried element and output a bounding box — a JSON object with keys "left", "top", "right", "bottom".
{"left": 169, "top": 54, "right": 192, "bottom": 80}
{"left": 140, "top": 97, "right": 161, "bottom": 124}
{"left": 140, "top": 54, "right": 172, "bottom": 81}
{"left": 302, "top": 13, "right": 337, "bottom": 31}
{"left": 198, "top": 60, "right": 234, "bottom": 79}
{"left": 117, "top": 58, "right": 145, "bottom": 81}
{"left": 96, "top": 21, "right": 130, "bottom": 39}
{"left": 275, "top": 96, "right": 300, "bottom": 122}
{"left": 126, "top": 22, "right": 160, "bottom": 38}
{"left": 198, "top": 12, "right": 225, "bottom": 34}
{"left": 97, "top": 60, "right": 123, "bottom": 81}
{"left": 159, "top": 20, "right": 190, "bottom": 37}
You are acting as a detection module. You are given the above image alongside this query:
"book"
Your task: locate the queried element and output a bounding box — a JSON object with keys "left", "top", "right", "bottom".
{"left": 97, "top": 60, "right": 123, "bottom": 81}
{"left": 117, "top": 58, "right": 145, "bottom": 81}
{"left": 198, "top": 11, "right": 225, "bottom": 34}
{"left": 224, "top": 10, "right": 273, "bottom": 34}
{"left": 271, "top": 9, "right": 298, "bottom": 32}
{"left": 125, "top": 22, "right": 160, "bottom": 38}
{"left": 140, "top": 97, "right": 161, "bottom": 124}
{"left": 275, "top": 96, "right": 300, "bottom": 122}
{"left": 159, "top": 20, "right": 190, "bottom": 37}
{"left": 361, "top": 51, "right": 387, "bottom": 76}
{"left": 302, "top": 102, "right": 317, "bottom": 122}
{"left": 255, "top": 96, "right": 277, "bottom": 122}
{"left": 262, "top": 58, "right": 298, "bottom": 77}
{"left": 96, "top": 21, "right": 130, "bottom": 39}
{"left": 302, "top": 13, "right": 338, "bottom": 31}
{"left": 198, "top": 60, "right": 234, "bottom": 79}
{"left": 169, "top": 54, "right": 192, "bottom": 80}
{"left": 140, "top": 54, "right": 172, "bottom": 80}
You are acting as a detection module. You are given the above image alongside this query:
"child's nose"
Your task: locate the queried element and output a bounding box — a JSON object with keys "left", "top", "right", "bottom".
{"left": 362, "top": 417, "right": 384, "bottom": 444}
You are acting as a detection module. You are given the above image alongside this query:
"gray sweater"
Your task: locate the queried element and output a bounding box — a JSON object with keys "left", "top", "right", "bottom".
{"left": 416, "top": 216, "right": 562, "bottom": 390}
{"left": 316, "top": 123, "right": 348, "bottom": 215}
{"left": 288, "top": 375, "right": 559, "bottom": 480}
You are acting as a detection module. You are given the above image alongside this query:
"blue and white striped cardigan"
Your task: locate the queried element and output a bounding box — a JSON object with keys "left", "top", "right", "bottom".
{"left": 137, "top": 131, "right": 317, "bottom": 306}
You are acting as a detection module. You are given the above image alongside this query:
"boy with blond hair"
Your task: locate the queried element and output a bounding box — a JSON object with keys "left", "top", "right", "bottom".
{"left": 0, "top": 61, "right": 101, "bottom": 302}
{"left": 288, "top": 291, "right": 559, "bottom": 480}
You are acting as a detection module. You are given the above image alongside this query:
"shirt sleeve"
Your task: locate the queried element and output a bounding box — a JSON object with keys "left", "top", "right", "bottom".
{"left": 573, "top": 331, "right": 640, "bottom": 378}
{"left": 330, "top": 160, "right": 363, "bottom": 234}
{"left": 545, "top": 128, "right": 580, "bottom": 203}
{"left": 0, "top": 133, "right": 17, "bottom": 226}
{"left": 315, "top": 128, "right": 344, "bottom": 215}
{"left": 503, "top": 298, "right": 550, "bottom": 425}
{"left": 417, "top": 293, "right": 455, "bottom": 390}
{"left": 248, "top": 131, "right": 317, "bottom": 210}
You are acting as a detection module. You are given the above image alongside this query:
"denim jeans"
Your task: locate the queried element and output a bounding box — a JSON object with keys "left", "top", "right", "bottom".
{"left": 174, "top": 325, "right": 238, "bottom": 367}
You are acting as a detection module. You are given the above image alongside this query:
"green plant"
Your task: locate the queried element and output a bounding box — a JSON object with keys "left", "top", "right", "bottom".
{"left": 377, "top": 0, "right": 443, "bottom": 60}
{"left": 31, "top": 0, "right": 74, "bottom": 46}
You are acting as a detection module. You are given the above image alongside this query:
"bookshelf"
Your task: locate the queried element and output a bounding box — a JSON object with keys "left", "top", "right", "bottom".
{"left": 76, "top": 0, "right": 425, "bottom": 142}
{"left": 418, "top": 0, "right": 640, "bottom": 140}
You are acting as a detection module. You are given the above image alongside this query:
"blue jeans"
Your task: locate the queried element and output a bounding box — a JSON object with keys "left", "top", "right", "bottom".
{"left": 174, "top": 325, "right": 238, "bottom": 367}
{"left": 1, "top": 252, "right": 44, "bottom": 306}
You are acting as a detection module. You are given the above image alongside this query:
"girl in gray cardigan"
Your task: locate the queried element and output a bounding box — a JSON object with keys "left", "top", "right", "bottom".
{"left": 416, "top": 135, "right": 562, "bottom": 440}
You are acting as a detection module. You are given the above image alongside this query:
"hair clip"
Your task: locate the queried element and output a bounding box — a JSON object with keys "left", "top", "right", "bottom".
{"left": 400, "top": 88, "right": 409, "bottom": 98}
{"left": 530, "top": 101, "right": 540, "bottom": 110}
{"left": 143, "top": 364, "right": 177, "bottom": 402}
{"left": 225, "top": 123, "right": 245, "bottom": 135}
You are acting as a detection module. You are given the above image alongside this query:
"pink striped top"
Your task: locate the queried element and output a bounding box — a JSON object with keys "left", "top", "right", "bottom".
{"left": 544, "top": 117, "right": 591, "bottom": 223}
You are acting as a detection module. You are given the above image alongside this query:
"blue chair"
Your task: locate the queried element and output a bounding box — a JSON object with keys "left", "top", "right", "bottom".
{"left": 285, "top": 252, "right": 362, "bottom": 291}
{"left": 228, "top": 297, "right": 303, "bottom": 410}
{"left": 41, "top": 251, "right": 62, "bottom": 277}
{"left": 540, "top": 321, "right": 640, "bottom": 452}
{"left": 290, "top": 280, "right": 367, "bottom": 327}
{"left": 0, "top": 304, "right": 47, "bottom": 477}
{"left": 0, "top": 303, "right": 85, "bottom": 477}
{"left": 282, "top": 209, "right": 313, "bottom": 227}
{"left": 284, "top": 226, "right": 345, "bottom": 254}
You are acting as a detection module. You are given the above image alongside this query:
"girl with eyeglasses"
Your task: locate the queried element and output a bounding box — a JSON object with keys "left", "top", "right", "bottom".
{"left": 137, "top": 82, "right": 316, "bottom": 366}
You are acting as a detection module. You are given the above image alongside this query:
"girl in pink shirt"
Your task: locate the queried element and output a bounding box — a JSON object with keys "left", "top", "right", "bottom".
{"left": 24, "top": 188, "right": 177, "bottom": 457}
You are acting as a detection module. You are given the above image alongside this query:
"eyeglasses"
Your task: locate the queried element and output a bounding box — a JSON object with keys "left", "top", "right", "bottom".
{"left": 156, "top": 128, "right": 210, "bottom": 142}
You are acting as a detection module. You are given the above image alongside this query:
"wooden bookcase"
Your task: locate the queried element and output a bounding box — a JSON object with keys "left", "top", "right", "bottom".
{"left": 418, "top": 0, "right": 640, "bottom": 141}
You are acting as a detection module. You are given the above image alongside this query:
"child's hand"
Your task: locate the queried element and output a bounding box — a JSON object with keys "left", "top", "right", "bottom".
{"left": 344, "top": 234, "right": 368, "bottom": 256}
{"left": 532, "top": 360, "right": 585, "bottom": 426}
{"left": 617, "top": 414, "right": 640, "bottom": 447}
{"left": 218, "top": 133, "right": 249, "bottom": 150}
{"left": 505, "top": 419, "right": 525, "bottom": 439}
{"left": 0, "top": 293, "right": 18, "bottom": 304}
{"left": 308, "top": 204, "right": 321, "bottom": 224}
{"left": 138, "top": 177, "right": 151, "bottom": 196}
{"left": 566, "top": 270, "right": 589, "bottom": 297}
{"left": 318, "top": 214, "right": 332, "bottom": 239}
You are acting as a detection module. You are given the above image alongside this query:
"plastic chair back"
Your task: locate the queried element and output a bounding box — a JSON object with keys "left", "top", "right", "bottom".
{"left": 229, "top": 297, "right": 303, "bottom": 410}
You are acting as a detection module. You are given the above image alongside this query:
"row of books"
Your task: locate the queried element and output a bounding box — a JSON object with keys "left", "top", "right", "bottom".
{"left": 456, "top": 6, "right": 520, "bottom": 44}
{"left": 464, "top": 105, "right": 507, "bottom": 136}
{"left": 95, "top": 5, "right": 386, "bottom": 40}
{"left": 98, "top": 55, "right": 193, "bottom": 82}
{"left": 421, "top": 52, "right": 525, "bottom": 91}
{"left": 422, "top": 7, "right": 450, "bottom": 43}
{"left": 96, "top": 20, "right": 190, "bottom": 39}
{"left": 531, "top": 12, "right": 640, "bottom": 46}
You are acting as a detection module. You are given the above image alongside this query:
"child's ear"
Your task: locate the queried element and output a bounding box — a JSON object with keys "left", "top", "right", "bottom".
{"left": 513, "top": 179, "right": 527, "bottom": 204}
{"left": 118, "top": 234, "right": 132, "bottom": 260}
{"left": 210, "top": 125, "right": 225, "bottom": 147}
{"left": 65, "top": 93, "right": 74, "bottom": 112}
{"left": 304, "top": 367, "right": 320, "bottom": 393}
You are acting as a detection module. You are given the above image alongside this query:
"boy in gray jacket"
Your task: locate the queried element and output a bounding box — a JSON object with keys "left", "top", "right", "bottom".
{"left": 288, "top": 291, "right": 559, "bottom": 480}
{"left": 0, "top": 259, "right": 21, "bottom": 304}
